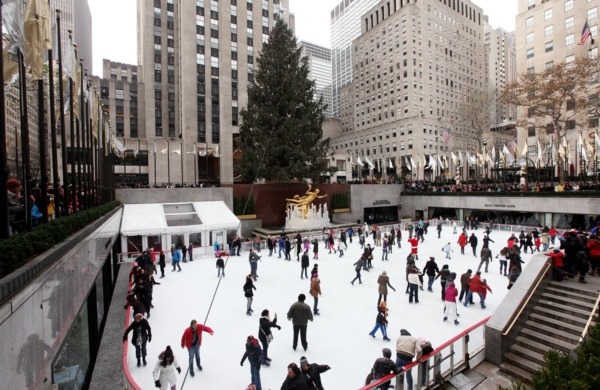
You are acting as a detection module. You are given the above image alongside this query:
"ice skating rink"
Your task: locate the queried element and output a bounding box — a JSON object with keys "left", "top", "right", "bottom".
{"left": 127, "top": 227, "right": 537, "bottom": 389}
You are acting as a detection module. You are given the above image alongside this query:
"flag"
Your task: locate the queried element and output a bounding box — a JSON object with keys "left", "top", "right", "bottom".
{"left": 552, "top": 143, "right": 557, "bottom": 164}
{"left": 437, "top": 154, "right": 444, "bottom": 169}
{"left": 552, "top": 119, "right": 558, "bottom": 139}
{"left": 521, "top": 140, "right": 528, "bottom": 159}
{"left": 510, "top": 139, "right": 518, "bottom": 155}
{"left": 212, "top": 145, "right": 220, "bottom": 157}
{"left": 161, "top": 143, "right": 168, "bottom": 154}
{"left": 491, "top": 145, "right": 496, "bottom": 160}
{"left": 443, "top": 126, "right": 452, "bottom": 145}
{"left": 134, "top": 140, "right": 139, "bottom": 157}
{"left": 458, "top": 150, "right": 463, "bottom": 165}
{"left": 357, "top": 156, "right": 364, "bottom": 167}
{"left": 595, "top": 133, "right": 600, "bottom": 157}
{"left": 395, "top": 160, "right": 402, "bottom": 171}
{"left": 578, "top": 20, "right": 592, "bottom": 45}
{"left": 465, "top": 151, "right": 471, "bottom": 165}
{"left": 503, "top": 145, "right": 514, "bottom": 163}
{"left": 389, "top": 159, "right": 393, "bottom": 169}
{"left": 153, "top": 140, "right": 157, "bottom": 155}
{"left": 365, "top": 156, "right": 374, "bottom": 169}
{"left": 410, "top": 156, "right": 417, "bottom": 169}
{"left": 404, "top": 157, "right": 411, "bottom": 171}
{"left": 429, "top": 154, "right": 437, "bottom": 170}
{"left": 172, "top": 148, "right": 181, "bottom": 155}
{"left": 451, "top": 151, "right": 457, "bottom": 165}
{"left": 24, "top": 0, "right": 52, "bottom": 80}
{"left": 537, "top": 140, "right": 543, "bottom": 162}
{"left": 349, "top": 154, "right": 354, "bottom": 165}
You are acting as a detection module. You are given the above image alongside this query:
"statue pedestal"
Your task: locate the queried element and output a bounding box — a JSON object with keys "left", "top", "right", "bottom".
{"left": 285, "top": 204, "right": 331, "bottom": 230}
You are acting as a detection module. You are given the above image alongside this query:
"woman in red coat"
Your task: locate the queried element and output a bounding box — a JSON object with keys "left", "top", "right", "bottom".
{"left": 457, "top": 233, "right": 468, "bottom": 255}
{"left": 587, "top": 235, "right": 600, "bottom": 276}
{"left": 546, "top": 249, "right": 565, "bottom": 281}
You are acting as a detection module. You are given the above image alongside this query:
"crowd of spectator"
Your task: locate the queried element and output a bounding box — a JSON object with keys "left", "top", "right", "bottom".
{"left": 115, "top": 183, "right": 219, "bottom": 189}
{"left": 402, "top": 180, "right": 599, "bottom": 193}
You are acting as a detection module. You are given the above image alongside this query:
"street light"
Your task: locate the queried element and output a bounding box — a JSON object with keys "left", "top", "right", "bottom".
{"left": 483, "top": 140, "right": 488, "bottom": 186}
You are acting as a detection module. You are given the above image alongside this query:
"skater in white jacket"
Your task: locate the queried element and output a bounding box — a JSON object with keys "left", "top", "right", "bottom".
{"left": 153, "top": 346, "right": 181, "bottom": 390}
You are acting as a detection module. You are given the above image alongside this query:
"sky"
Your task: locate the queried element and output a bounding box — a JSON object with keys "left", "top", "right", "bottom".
{"left": 89, "top": 0, "right": 518, "bottom": 76}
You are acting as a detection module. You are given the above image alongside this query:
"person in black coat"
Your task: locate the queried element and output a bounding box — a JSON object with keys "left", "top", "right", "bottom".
{"left": 469, "top": 233, "right": 478, "bottom": 256}
{"left": 370, "top": 348, "right": 398, "bottom": 390}
{"left": 296, "top": 234, "right": 303, "bottom": 261}
{"left": 300, "top": 356, "right": 330, "bottom": 390}
{"left": 244, "top": 275, "right": 257, "bottom": 315}
{"left": 241, "top": 336, "right": 264, "bottom": 390}
{"left": 310, "top": 264, "right": 319, "bottom": 280}
{"left": 301, "top": 251, "right": 310, "bottom": 279}
{"left": 124, "top": 294, "right": 146, "bottom": 317}
{"left": 258, "top": 309, "right": 281, "bottom": 365}
{"left": 285, "top": 237, "right": 293, "bottom": 261}
{"left": 134, "top": 277, "right": 153, "bottom": 318}
{"left": 312, "top": 239, "right": 319, "bottom": 260}
{"left": 123, "top": 313, "right": 152, "bottom": 367}
{"left": 158, "top": 251, "right": 166, "bottom": 278}
{"left": 281, "top": 363, "right": 309, "bottom": 390}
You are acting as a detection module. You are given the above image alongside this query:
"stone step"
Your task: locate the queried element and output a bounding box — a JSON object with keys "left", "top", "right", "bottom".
{"left": 532, "top": 306, "right": 591, "bottom": 327}
{"left": 515, "top": 333, "right": 572, "bottom": 357}
{"left": 536, "top": 299, "right": 595, "bottom": 321}
{"left": 541, "top": 291, "right": 597, "bottom": 312}
{"left": 548, "top": 281, "right": 599, "bottom": 298}
{"left": 528, "top": 313, "right": 589, "bottom": 336}
{"left": 509, "top": 344, "right": 546, "bottom": 366}
{"left": 523, "top": 320, "right": 580, "bottom": 345}
{"left": 500, "top": 361, "right": 533, "bottom": 384}
{"left": 504, "top": 352, "right": 542, "bottom": 375}
{"left": 544, "top": 286, "right": 598, "bottom": 305}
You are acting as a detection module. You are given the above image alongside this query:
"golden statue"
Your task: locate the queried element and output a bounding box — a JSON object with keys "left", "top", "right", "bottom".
{"left": 286, "top": 185, "right": 327, "bottom": 218}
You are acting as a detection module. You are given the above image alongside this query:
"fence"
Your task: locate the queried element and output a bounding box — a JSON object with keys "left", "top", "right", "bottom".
{"left": 359, "top": 317, "right": 490, "bottom": 390}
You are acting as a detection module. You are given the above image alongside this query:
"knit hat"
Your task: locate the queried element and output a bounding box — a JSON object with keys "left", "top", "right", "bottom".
{"left": 312, "top": 273, "right": 318, "bottom": 278}
{"left": 416, "top": 336, "right": 427, "bottom": 345}
{"left": 7, "top": 179, "right": 20, "bottom": 190}
{"left": 247, "top": 385, "right": 257, "bottom": 390}
{"left": 300, "top": 356, "right": 309, "bottom": 366}
{"left": 164, "top": 346, "right": 173, "bottom": 359}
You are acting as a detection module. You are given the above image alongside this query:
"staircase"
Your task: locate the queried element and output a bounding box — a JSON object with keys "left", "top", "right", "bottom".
{"left": 501, "top": 281, "right": 598, "bottom": 384}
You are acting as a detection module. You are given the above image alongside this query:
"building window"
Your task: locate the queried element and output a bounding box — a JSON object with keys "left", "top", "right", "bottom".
{"left": 527, "top": 67, "right": 535, "bottom": 74}
{"left": 592, "top": 25, "right": 598, "bottom": 38}
{"left": 589, "top": 7, "right": 598, "bottom": 20}
{"left": 589, "top": 47, "right": 599, "bottom": 59}
{"left": 589, "top": 117, "right": 599, "bottom": 128}
{"left": 528, "top": 0, "right": 535, "bottom": 9}
{"left": 544, "top": 8, "right": 553, "bottom": 21}
{"left": 408, "top": 139, "right": 413, "bottom": 149}
{"left": 526, "top": 48, "right": 534, "bottom": 59}
{"left": 565, "top": 0, "right": 574, "bottom": 12}
{"left": 565, "top": 16, "right": 574, "bottom": 29}
{"left": 545, "top": 41, "right": 553, "bottom": 52}
{"left": 526, "top": 16, "right": 534, "bottom": 28}
{"left": 528, "top": 146, "right": 537, "bottom": 157}
{"left": 528, "top": 127, "right": 536, "bottom": 137}
{"left": 544, "top": 24, "right": 553, "bottom": 36}
{"left": 567, "top": 99, "right": 575, "bottom": 110}
{"left": 566, "top": 120, "right": 576, "bottom": 130}
{"left": 566, "top": 54, "right": 575, "bottom": 68}
{"left": 526, "top": 32, "right": 534, "bottom": 44}
{"left": 545, "top": 61, "right": 554, "bottom": 69}
{"left": 565, "top": 34, "right": 574, "bottom": 46}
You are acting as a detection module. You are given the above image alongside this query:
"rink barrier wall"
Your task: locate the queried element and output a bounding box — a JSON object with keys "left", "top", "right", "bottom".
{"left": 359, "top": 317, "right": 491, "bottom": 390}
{"left": 123, "top": 277, "right": 143, "bottom": 390}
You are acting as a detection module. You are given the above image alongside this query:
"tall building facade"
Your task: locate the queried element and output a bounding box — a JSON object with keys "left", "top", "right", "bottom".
{"left": 300, "top": 41, "right": 334, "bottom": 118}
{"left": 137, "top": 0, "right": 291, "bottom": 185}
{"left": 330, "top": 0, "right": 380, "bottom": 118}
{"left": 484, "top": 21, "right": 516, "bottom": 125}
{"left": 515, "top": 0, "right": 599, "bottom": 170}
{"left": 51, "top": 0, "right": 93, "bottom": 73}
{"left": 329, "top": 0, "right": 486, "bottom": 181}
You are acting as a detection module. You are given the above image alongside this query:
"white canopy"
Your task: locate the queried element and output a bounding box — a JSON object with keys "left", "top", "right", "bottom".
{"left": 120, "top": 201, "right": 240, "bottom": 236}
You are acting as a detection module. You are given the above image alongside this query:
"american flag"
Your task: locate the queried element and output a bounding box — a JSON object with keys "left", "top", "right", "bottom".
{"left": 578, "top": 20, "right": 592, "bottom": 45}
{"left": 443, "top": 126, "right": 452, "bottom": 145}
{"left": 510, "top": 139, "right": 518, "bottom": 153}
{"left": 552, "top": 118, "right": 558, "bottom": 139}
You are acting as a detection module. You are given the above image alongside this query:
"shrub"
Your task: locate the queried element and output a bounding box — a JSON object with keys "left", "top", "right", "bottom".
{"left": 0, "top": 201, "right": 121, "bottom": 278}
{"left": 235, "top": 195, "right": 255, "bottom": 215}
{"left": 332, "top": 193, "right": 349, "bottom": 209}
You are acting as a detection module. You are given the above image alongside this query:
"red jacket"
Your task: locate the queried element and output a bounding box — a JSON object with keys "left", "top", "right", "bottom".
{"left": 468, "top": 275, "right": 484, "bottom": 294}
{"left": 181, "top": 324, "right": 214, "bottom": 349}
{"left": 588, "top": 239, "right": 600, "bottom": 259}
{"left": 408, "top": 237, "right": 419, "bottom": 247}
{"left": 546, "top": 251, "right": 564, "bottom": 267}
{"left": 457, "top": 234, "right": 467, "bottom": 247}
{"left": 549, "top": 228, "right": 557, "bottom": 237}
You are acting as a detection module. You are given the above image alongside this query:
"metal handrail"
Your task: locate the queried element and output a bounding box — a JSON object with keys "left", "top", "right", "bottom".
{"left": 579, "top": 292, "right": 600, "bottom": 343}
{"left": 359, "top": 316, "right": 490, "bottom": 390}
{"left": 502, "top": 262, "right": 551, "bottom": 336}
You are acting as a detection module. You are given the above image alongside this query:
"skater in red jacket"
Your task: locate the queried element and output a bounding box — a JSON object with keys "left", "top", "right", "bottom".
{"left": 181, "top": 319, "right": 214, "bottom": 376}
{"left": 457, "top": 233, "right": 468, "bottom": 255}
{"left": 408, "top": 237, "right": 420, "bottom": 260}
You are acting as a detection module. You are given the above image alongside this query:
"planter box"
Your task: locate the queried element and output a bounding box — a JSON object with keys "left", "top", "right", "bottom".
{"left": 401, "top": 218, "right": 412, "bottom": 224}
{"left": 333, "top": 208, "right": 351, "bottom": 213}
{"left": 237, "top": 214, "right": 257, "bottom": 220}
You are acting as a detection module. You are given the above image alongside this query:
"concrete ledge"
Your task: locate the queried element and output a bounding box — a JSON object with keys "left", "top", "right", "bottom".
{"left": 116, "top": 188, "right": 233, "bottom": 211}
{"left": 485, "top": 253, "right": 552, "bottom": 366}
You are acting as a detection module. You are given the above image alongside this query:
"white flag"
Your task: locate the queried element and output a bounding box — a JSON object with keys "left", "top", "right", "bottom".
{"left": 389, "top": 159, "right": 393, "bottom": 169}
{"left": 429, "top": 154, "right": 437, "bottom": 170}
{"left": 451, "top": 151, "right": 457, "bottom": 165}
{"left": 521, "top": 141, "right": 528, "bottom": 159}
{"left": 502, "top": 145, "right": 514, "bottom": 163}
{"left": 357, "top": 156, "right": 364, "bottom": 167}
{"left": 405, "top": 157, "right": 412, "bottom": 171}
{"left": 172, "top": 148, "right": 181, "bottom": 155}
{"left": 595, "top": 133, "right": 600, "bottom": 157}
{"left": 365, "top": 156, "right": 374, "bottom": 169}
{"left": 537, "top": 140, "right": 543, "bottom": 162}
{"left": 437, "top": 154, "right": 444, "bottom": 169}
{"left": 134, "top": 141, "right": 139, "bottom": 157}
{"left": 161, "top": 142, "right": 168, "bottom": 154}
{"left": 350, "top": 155, "right": 354, "bottom": 165}
{"left": 410, "top": 156, "right": 417, "bottom": 169}
{"left": 491, "top": 146, "right": 496, "bottom": 160}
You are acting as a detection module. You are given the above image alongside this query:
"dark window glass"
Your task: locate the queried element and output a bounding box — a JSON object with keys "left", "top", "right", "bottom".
{"left": 211, "top": 29, "right": 219, "bottom": 38}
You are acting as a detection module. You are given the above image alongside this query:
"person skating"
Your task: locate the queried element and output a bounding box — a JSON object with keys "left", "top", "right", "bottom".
{"left": 407, "top": 269, "right": 421, "bottom": 304}
{"left": 312, "top": 239, "right": 319, "bottom": 260}
{"left": 369, "top": 348, "right": 398, "bottom": 390}
{"left": 351, "top": 257, "right": 365, "bottom": 285}
{"left": 369, "top": 305, "right": 390, "bottom": 341}
{"left": 124, "top": 293, "right": 146, "bottom": 317}
{"left": 482, "top": 234, "right": 494, "bottom": 249}
{"left": 287, "top": 294, "right": 314, "bottom": 351}
{"left": 408, "top": 236, "right": 419, "bottom": 260}
{"left": 337, "top": 238, "right": 345, "bottom": 257}
{"left": 280, "top": 363, "right": 308, "bottom": 390}
{"left": 458, "top": 269, "right": 474, "bottom": 304}
{"left": 364, "top": 244, "right": 374, "bottom": 269}
{"left": 267, "top": 235, "right": 274, "bottom": 257}
{"left": 188, "top": 243, "right": 194, "bottom": 261}
{"left": 309, "top": 274, "right": 321, "bottom": 315}
{"left": 423, "top": 257, "right": 440, "bottom": 292}
{"left": 300, "top": 356, "right": 331, "bottom": 390}
{"left": 497, "top": 248, "right": 509, "bottom": 276}
{"left": 123, "top": 313, "right": 152, "bottom": 367}
{"left": 296, "top": 233, "right": 302, "bottom": 261}
{"left": 359, "top": 234, "right": 366, "bottom": 249}
{"left": 524, "top": 233, "right": 534, "bottom": 254}
{"left": 158, "top": 251, "right": 166, "bottom": 278}
{"left": 341, "top": 229, "right": 348, "bottom": 248}
{"left": 152, "top": 346, "right": 181, "bottom": 390}
{"left": 327, "top": 234, "right": 336, "bottom": 254}
{"left": 469, "top": 233, "right": 478, "bottom": 257}
{"left": 396, "top": 227, "right": 402, "bottom": 248}
{"left": 437, "top": 223, "right": 442, "bottom": 238}
{"left": 546, "top": 249, "right": 565, "bottom": 281}
{"left": 240, "top": 336, "right": 264, "bottom": 390}
{"left": 477, "top": 247, "right": 492, "bottom": 273}
{"left": 244, "top": 275, "right": 257, "bottom": 316}
{"left": 216, "top": 256, "right": 225, "bottom": 277}
{"left": 135, "top": 276, "right": 153, "bottom": 318}
{"left": 387, "top": 234, "right": 394, "bottom": 255}
{"left": 181, "top": 319, "right": 214, "bottom": 376}
{"left": 172, "top": 246, "right": 182, "bottom": 272}
{"left": 381, "top": 238, "right": 389, "bottom": 261}
{"left": 464, "top": 271, "right": 486, "bottom": 309}
{"left": 435, "top": 264, "right": 451, "bottom": 301}
{"left": 258, "top": 310, "right": 280, "bottom": 366}
{"left": 286, "top": 237, "right": 293, "bottom": 261}
{"left": 443, "top": 282, "right": 459, "bottom": 325}
{"left": 377, "top": 271, "right": 396, "bottom": 306}
{"left": 395, "top": 329, "right": 422, "bottom": 390}
{"left": 249, "top": 249, "right": 260, "bottom": 280}
{"left": 279, "top": 237, "right": 286, "bottom": 258}
{"left": 310, "top": 264, "right": 319, "bottom": 280}
{"left": 457, "top": 233, "right": 467, "bottom": 255}
{"left": 301, "top": 251, "right": 310, "bottom": 279}
{"left": 182, "top": 242, "right": 188, "bottom": 262}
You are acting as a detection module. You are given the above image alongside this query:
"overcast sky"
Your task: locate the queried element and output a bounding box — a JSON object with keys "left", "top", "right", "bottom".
{"left": 89, "top": 0, "right": 518, "bottom": 76}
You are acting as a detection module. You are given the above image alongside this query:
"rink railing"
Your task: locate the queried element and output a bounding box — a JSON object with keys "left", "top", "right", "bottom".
{"left": 123, "top": 277, "right": 143, "bottom": 390}
{"left": 359, "top": 316, "right": 491, "bottom": 390}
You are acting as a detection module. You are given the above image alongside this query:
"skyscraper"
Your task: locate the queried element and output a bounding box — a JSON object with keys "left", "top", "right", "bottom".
{"left": 137, "top": 0, "right": 291, "bottom": 185}
{"left": 50, "top": 0, "right": 93, "bottom": 73}
{"left": 300, "top": 41, "right": 333, "bottom": 118}
{"left": 330, "top": 0, "right": 380, "bottom": 119}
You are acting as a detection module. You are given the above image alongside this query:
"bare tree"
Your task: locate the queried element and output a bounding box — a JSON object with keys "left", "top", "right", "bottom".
{"left": 455, "top": 89, "right": 496, "bottom": 154}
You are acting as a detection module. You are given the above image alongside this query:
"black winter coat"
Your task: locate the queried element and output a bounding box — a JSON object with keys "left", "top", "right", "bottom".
{"left": 469, "top": 236, "right": 478, "bottom": 247}
{"left": 123, "top": 319, "right": 152, "bottom": 345}
{"left": 258, "top": 317, "right": 278, "bottom": 343}
{"left": 281, "top": 373, "right": 309, "bottom": 390}
{"left": 423, "top": 260, "right": 439, "bottom": 276}
{"left": 158, "top": 253, "right": 166, "bottom": 267}
{"left": 243, "top": 279, "right": 256, "bottom": 297}
{"left": 301, "top": 254, "right": 310, "bottom": 268}
{"left": 302, "top": 363, "right": 330, "bottom": 390}
{"left": 372, "top": 357, "right": 398, "bottom": 380}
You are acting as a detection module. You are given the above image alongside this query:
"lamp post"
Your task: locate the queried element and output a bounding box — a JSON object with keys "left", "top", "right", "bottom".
{"left": 483, "top": 141, "right": 488, "bottom": 186}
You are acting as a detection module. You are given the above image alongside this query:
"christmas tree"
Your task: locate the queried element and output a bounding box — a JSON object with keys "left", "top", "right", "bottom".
{"left": 238, "top": 20, "right": 334, "bottom": 183}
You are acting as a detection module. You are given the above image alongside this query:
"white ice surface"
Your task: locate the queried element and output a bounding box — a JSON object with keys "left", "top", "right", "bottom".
{"left": 126, "top": 227, "right": 533, "bottom": 389}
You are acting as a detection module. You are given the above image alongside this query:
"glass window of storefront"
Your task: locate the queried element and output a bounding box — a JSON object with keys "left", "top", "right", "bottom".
{"left": 364, "top": 206, "right": 398, "bottom": 224}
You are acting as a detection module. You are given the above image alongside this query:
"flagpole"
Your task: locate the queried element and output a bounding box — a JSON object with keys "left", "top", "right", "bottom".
{"left": 56, "top": 10, "right": 69, "bottom": 212}
{"left": 194, "top": 142, "right": 197, "bottom": 186}
{"left": 0, "top": 0, "right": 9, "bottom": 238}
{"left": 68, "top": 33, "right": 76, "bottom": 211}
{"left": 48, "top": 24, "right": 60, "bottom": 218}
{"left": 77, "top": 57, "right": 84, "bottom": 208}
{"left": 138, "top": 139, "right": 141, "bottom": 176}
{"left": 180, "top": 139, "right": 184, "bottom": 186}
{"left": 153, "top": 140, "right": 157, "bottom": 187}
{"left": 167, "top": 140, "right": 171, "bottom": 185}
{"left": 18, "top": 51, "right": 32, "bottom": 231}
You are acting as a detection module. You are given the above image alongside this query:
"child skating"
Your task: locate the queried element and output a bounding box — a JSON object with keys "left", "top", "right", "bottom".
{"left": 442, "top": 243, "right": 453, "bottom": 259}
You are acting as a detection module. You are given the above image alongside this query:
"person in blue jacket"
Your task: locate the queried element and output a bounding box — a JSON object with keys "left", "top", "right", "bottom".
{"left": 241, "top": 335, "right": 264, "bottom": 390}
{"left": 172, "top": 247, "right": 182, "bottom": 272}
